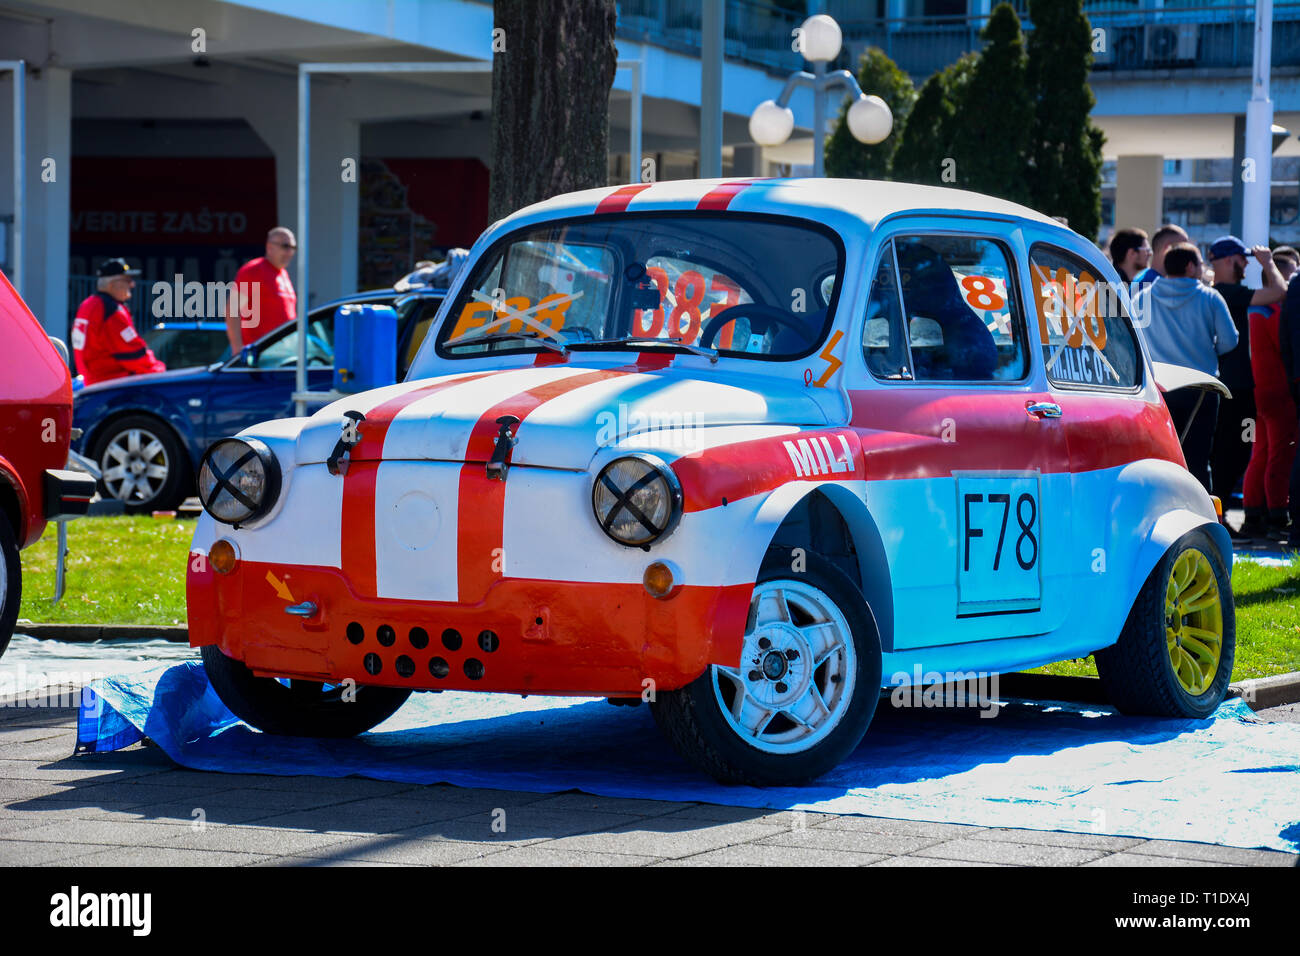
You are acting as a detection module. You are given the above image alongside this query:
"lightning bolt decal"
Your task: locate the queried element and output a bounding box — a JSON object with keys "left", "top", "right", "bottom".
{"left": 812, "top": 330, "right": 844, "bottom": 387}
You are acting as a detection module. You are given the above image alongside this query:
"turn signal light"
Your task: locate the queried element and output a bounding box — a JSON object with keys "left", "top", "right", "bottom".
{"left": 210, "top": 538, "right": 239, "bottom": 575}
{"left": 643, "top": 561, "right": 676, "bottom": 599}
{"left": 1210, "top": 495, "right": 1223, "bottom": 518}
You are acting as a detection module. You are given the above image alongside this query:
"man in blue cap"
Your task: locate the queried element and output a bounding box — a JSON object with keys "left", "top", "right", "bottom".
{"left": 1208, "top": 236, "right": 1286, "bottom": 533}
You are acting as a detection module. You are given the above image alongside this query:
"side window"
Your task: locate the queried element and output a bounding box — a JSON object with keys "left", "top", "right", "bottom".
{"left": 1029, "top": 245, "right": 1141, "bottom": 389}
{"left": 863, "top": 241, "right": 912, "bottom": 379}
{"left": 254, "top": 315, "right": 333, "bottom": 369}
{"left": 894, "top": 235, "right": 1028, "bottom": 382}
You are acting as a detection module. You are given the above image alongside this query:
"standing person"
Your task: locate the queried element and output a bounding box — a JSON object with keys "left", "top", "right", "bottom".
{"left": 1131, "top": 243, "right": 1238, "bottom": 491}
{"left": 1133, "top": 224, "right": 1189, "bottom": 287}
{"left": 1242, "top": 246, "right": 1300, "bottom": 539}
{"left": 1208, "top": 235, "right": 1287, "bottom": 534}
{"left": 1109, "top": 227, "right": 1151, "bottom": 284}
{"left": 225, "top": 226, "right": 298, "bottom": 354}
{"left": 71, "top": 258, "right": 166, "bottom": 386}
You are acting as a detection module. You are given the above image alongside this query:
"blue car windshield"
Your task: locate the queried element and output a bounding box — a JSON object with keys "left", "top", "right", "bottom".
{"left": 422, "top": 214, "right": 843, "bottom": 367}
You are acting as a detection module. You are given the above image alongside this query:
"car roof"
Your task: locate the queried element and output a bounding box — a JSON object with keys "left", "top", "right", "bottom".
{"left": 507, "top": 177, "right": 1066, "bottom": 233}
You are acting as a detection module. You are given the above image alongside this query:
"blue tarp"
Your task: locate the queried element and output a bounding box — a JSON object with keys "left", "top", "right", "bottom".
{"left": 76, "top": 662, "right": 1300, "bottom": 852}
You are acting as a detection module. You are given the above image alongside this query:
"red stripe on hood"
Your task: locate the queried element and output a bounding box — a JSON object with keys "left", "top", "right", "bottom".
{"left": 456, "top": 368, "right": 635, "bottom": 602}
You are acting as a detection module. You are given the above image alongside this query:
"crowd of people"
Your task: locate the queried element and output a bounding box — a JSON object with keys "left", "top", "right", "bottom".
{"left": 1117, "top": 225, "right": 1300, "bottom": 547}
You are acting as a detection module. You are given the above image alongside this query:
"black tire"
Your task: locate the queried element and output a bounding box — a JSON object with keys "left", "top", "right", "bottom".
{"left": 651, "top": 547, "right": 882, "bottom": 786}
{"left": 90, "top": 414, "right": 190, "bottom": 513}
{"left": 201, "top": 644, "right": 411, "bottom": 737}
{"left": 0, "top": 513, "right": 20, "bottom": 660}
{"left": 1095, "top": 528, "right": 1235, "bottom": 719}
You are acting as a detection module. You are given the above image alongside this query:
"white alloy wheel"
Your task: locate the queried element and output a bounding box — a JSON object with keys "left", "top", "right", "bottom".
{"left": 101, "top": 426, "right": 171, "bottom": 504}
{"left": 712, "top": 578, "right": 857, "bottom": 754}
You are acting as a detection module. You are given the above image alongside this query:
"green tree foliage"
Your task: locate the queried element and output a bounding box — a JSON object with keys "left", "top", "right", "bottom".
{"left": 891, "top": 54, "right": 977, "bottom": 188}
{"left": 1026, "top": 0, "right": 1105, "bottom": 238}
{"left": 951, "top": 4, "right": 1033, "bottom": 205}
{"left": 824, "top": 47, "right": 917, "bottom": 179}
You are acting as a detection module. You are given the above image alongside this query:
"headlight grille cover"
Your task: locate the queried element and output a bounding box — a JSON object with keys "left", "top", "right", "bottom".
{"left": 592, "top": 454, "right": 682, "bottom": 546}
{"left": 198, "top": 437, "right": 280, "bottom": 525}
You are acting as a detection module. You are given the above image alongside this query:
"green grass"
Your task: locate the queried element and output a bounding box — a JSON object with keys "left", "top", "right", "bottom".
{"left": 18, "top": 515, "right": 192, "bottom": 626}
{"left": 17, "top": 516, "right": 1300, "bottom": 680}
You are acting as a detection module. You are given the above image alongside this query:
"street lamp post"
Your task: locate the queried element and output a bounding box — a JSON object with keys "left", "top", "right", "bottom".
{"left": 748, "top": 14, "right": 892, "bottom": 175}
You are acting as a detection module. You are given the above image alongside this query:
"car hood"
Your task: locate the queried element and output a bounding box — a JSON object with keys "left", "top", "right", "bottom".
{"left": 290, "top": 364, "right": 831, "bottom": 470}
{"left": 76, "top": 364, "right": 218, "bottom": 396}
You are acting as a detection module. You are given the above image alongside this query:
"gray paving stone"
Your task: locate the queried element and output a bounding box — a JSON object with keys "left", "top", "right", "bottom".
{"left": 970, "top": 828, "right": 1144, "bottom": 851}
{"left": 869, "top": 855, "right": 1013, "bottom": 867}
{"left": 386, "top": 785, "right": 554, "bottom": 807}
{"left": 5, "top": 818, "right": 200, "bottom": 847}
{"left": 526, "top": 793, "right": 693, "bottom": 817}
{"left": 660, "top": 804, "right": 840, "bottom": 828}
{"left": 452, "top": 845, "right": 658, "bottom": 867}
{"left": 0, "top": 760, "right": 163, "bottom": 783}
{"left": 180, "top": 787, "right": 357, "bottom": 811}
{"left": 442, "top": 806, "right": 652, "bottom": 841}
{"left": 0, "top": 726, "right": 74, "bottom": 744}
{"left": 240, "top": 796, "right": 475, "bottom": 834}
{"left": 40, "top": 780, "right": 227, "bottom": 807}
{"left": 811, "top": 816, "right": 984, "bottom": 839}
{"left": 1083, "top": 852, "right": 1232, "bottom": 867}
{"left": 161, "top": 823, "right": 359, "bottom": 855}
{"left": 0, "top": 738, "right": 77, "bottom": 759}
{"left": 285, "top": 835, "right": 506, "bottom": 866}
{"left": 117, "top": 802, "right": 279, "bottom": 827}
{"left": 1126, "top": 840, "right": 1298, "bottom": 866}
{"left": 759, "top": 827, "right": 940, "bottom": 856}
{"left": 253, "top": 857, "right": 414, "bottom": 867}
{"left": 541, "top": 818, "right": 786, "bottom": 859}
{"left": 0, "top": 840, "right": 117, "bottom": 865}
{"left": 659, "top": 843, "right": 885, "bottom": 866}
{"left": 914, "top": 838, "right": 1109, "bottom": 866}
{"left": 62, "top": 846, "right": 274, "bottom": 867}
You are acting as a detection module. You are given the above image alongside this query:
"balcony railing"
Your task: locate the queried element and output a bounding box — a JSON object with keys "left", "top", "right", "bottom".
{"left": 605, "top": 1, "right": 1300, "bottom": 77}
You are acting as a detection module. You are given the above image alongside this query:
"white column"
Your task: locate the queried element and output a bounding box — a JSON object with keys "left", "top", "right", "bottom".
{"left": 1115, "top": 154, "right": 1164, "bottom": 242}
{"left": 1242, "top": 0, "right": 1273, "bottom": 286}
{"left": 24, "top": 67, "right": 71, "bottom": 337}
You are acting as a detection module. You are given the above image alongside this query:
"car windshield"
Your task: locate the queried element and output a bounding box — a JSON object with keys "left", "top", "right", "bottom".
{"left": 429, "top": 214, "right": 843, "bottom": 364}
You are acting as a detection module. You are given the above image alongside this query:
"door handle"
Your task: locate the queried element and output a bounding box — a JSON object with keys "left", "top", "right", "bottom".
{"left": 1026, "top": 401, "right": 1062, "bottom": 420}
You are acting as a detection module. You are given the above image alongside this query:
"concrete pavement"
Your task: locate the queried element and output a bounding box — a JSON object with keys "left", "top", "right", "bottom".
{"left": 2, "top": 697, "right": 1296, "bottom": 867}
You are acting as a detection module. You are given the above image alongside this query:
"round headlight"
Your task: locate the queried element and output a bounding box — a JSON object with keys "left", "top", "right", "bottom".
{"left": 592, "top": 454, "right": 682, "bottom": 547}
{"left": 197, "top": 438, "right": 281, "bottom": 526}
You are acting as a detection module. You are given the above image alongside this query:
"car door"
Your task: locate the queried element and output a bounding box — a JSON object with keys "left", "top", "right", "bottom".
{"left": 1027, "top": 240, "right": 1155, "bottom": 593}
{"left": 203, "top": 309, "right": 334, "bottom": 443}
{"left": 848, "top": 223, "right": 1072, "bottom": 648}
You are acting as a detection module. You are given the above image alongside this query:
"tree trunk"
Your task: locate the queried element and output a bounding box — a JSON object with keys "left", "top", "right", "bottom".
{"left": 489, "top": 0, "right": 617, "bottom": 222}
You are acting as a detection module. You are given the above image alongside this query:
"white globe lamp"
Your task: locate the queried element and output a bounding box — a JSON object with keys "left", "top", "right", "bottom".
{"left": 748, "top": 99, "right": 795, "bottom": 147}
{"left": 847, "top": 95, "right": 893, "bottom": 145}
{"left": 800, "top": 14, "right": 843, "bottom": 63}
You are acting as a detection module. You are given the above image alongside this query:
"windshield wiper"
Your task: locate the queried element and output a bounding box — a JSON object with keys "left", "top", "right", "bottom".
{"left": 445, "top": 331, "right": 568, "bottom": 354}
{"left": 572, "top": 337, "right": 718, "bottom": 364}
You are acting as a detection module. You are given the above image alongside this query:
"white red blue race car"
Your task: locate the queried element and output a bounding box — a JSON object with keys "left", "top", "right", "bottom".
{"left": 187, "top": 178, "right": 1234, "bottom": 785}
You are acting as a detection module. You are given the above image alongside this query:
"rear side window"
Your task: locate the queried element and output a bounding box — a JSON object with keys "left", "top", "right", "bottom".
{"left": 893, "top": 235, "right": 1028, "bottom": 382}
{"left": 1029, "top": 244, "right": 1141, "bottom": 390}
{"left": 862, "top": 241, "right": 911, "bottom": 379}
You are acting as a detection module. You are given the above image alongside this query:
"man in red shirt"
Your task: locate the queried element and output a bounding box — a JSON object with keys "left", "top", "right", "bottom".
{"left": 72, "top": 258, "right": 166, "bottom": 385}
{"left": 226, "top": 226, "right": 298, "bottom": 353}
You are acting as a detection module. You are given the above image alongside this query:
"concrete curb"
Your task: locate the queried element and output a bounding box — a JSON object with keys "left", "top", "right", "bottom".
{"left": 15, "top": 622, "right": 187, "bottom": 643}
{"left": 1228, "top": 673, "right": 1300, "bottom": 710}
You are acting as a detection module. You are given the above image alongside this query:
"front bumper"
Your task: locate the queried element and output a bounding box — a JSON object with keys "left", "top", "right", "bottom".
{"left": 187, "top": 555, "right": 751, "bottom": 696}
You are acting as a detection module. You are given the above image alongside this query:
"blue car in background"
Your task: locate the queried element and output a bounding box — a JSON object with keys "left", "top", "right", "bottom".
{"left": 72, "top": 289, "right": 446, "bottom": 512}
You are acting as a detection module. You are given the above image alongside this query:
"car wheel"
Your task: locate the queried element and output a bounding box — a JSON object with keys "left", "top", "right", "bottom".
{"left": 0, "top": 514, "right": 20, "bottom": 660}
{"left": 200, "top": 644, "right": 411, "bottom": 737}
{"left": 92, "top": 415, "right": 190, "bottom": 513}
{"left": 1095, "top": 528, "right": 1235, "bottom": 719}
{"left": 651, "top": 547, "right": 882, "bottom": 785}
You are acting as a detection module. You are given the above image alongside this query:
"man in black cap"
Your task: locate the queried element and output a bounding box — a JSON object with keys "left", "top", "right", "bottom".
{"left": 71, "top": 258, "right": 166, "bottom": 385}
{"left": 1208, "top": 235, "right": 1286, "bottom": 532}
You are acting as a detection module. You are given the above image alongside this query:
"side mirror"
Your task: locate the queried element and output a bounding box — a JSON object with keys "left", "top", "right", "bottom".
{"left": 240, "top": 344, "right": 258, "bottom": 367}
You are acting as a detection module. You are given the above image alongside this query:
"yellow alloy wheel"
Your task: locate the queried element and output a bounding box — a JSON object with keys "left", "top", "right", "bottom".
{"left": 1164, "top": 549, "right": 1224, "bottom": 696}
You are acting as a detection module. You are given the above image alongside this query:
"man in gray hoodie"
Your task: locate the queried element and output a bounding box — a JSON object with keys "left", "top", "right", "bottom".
{"left": 1131, "top": 242, "right": 1238, "bottom": 491}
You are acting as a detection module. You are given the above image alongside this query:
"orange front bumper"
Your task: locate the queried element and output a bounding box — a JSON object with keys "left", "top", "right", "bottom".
{"left": 187, "top": 554, "right": 751, "bottom": 697}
